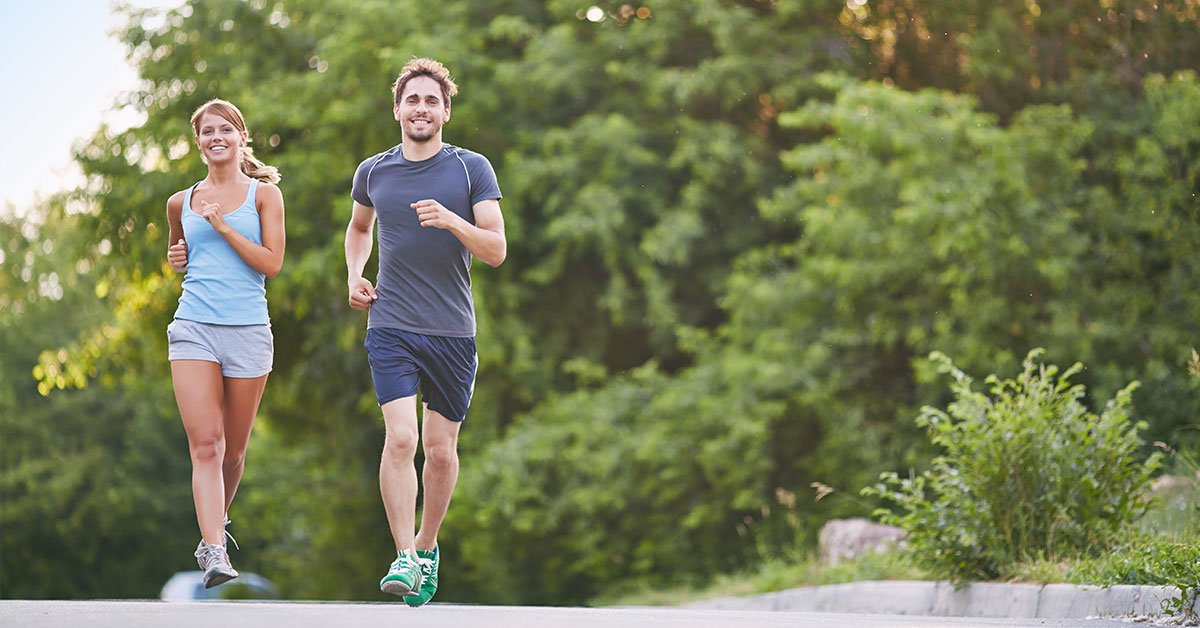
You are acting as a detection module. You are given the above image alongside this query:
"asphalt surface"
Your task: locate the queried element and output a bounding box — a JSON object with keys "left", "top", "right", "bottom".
{"left": 0, "top": 600, "right": 1144, "bottom": 628}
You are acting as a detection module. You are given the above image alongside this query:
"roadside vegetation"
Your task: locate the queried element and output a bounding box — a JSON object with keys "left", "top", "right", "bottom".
{"left": 597, "top": 354, "right": 1199, "bottom": 619}
{"left": 594, "top": 521, "right": 1197, "bottom": 615}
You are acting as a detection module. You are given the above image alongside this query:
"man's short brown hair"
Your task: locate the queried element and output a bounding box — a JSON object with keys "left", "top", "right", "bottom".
{"left": 393, "top": 57, "right": 459, "bottom": 107}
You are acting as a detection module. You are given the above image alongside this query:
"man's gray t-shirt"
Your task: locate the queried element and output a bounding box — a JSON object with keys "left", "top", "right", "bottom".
{"left": 352, "top": 143, "right": 502, "bottom": 337}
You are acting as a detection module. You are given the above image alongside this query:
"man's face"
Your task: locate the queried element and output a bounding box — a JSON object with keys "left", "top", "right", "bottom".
{"left": 394, "top": 76, "right": 450, "bottom": 143}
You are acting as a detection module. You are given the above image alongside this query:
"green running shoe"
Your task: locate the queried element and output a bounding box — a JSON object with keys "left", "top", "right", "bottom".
{"left": 404, "top": 546, "right": 439, "bottom": 607}
{"left": 380, "top": 550, "right": 422, "bottom": 597}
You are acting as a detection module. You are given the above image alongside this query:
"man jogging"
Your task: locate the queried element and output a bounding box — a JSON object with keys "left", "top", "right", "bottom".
{"left": 344, "top": 57, "right": 505, "bottom": 606}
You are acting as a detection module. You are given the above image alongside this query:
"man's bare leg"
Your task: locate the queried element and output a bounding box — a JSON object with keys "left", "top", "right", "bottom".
{"left": 414, "top": 404, "right": 461, "bottom": 551}
{"left": 380, "top": 395, "right": 420, "bottom": 554}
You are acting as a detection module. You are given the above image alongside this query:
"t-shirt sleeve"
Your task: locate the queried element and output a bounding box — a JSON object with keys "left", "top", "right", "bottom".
{"left": 467, "top": 154, "right": 502, "bottom": 206}
{"left": 351, "top": 156, "right": 376, "bottom": 206}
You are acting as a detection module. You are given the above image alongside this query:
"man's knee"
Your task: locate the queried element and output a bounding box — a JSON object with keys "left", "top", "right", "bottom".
{"left": 423, "top": 439, "right": 458, "bottom": 468}
{"left": 384, "top": 426, "right": 420, "bottom": 460}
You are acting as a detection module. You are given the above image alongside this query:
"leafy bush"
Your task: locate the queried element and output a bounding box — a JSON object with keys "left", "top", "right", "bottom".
{"left": 865, "top": 349, "right": 1161, "bottom": 581}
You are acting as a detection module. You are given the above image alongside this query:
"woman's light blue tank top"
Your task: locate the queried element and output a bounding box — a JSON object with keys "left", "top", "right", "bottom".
{"left": 175, "top": 179, "right": 269, "bottom": 325}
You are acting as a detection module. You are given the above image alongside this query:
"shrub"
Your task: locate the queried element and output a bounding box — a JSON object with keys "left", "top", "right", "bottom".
{"left": 864, "top": 349, "right": 1162, "bottom": 581}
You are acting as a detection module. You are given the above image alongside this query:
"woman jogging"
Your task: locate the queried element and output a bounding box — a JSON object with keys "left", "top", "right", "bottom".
{"left": 165, "top": 98, "right": 285, "bottom": 588}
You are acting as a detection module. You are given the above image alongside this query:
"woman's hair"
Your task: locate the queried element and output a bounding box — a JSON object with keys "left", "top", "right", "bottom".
{"left": 189, "top": 99, "right": 280, "bottom": 184}
{"left": 392, "top": 57, "right": 458, "bottom": 108}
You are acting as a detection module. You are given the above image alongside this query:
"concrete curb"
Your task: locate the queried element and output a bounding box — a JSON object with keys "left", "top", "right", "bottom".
{"left": 685, "top": 581, "right": 1199, "bottom": 619}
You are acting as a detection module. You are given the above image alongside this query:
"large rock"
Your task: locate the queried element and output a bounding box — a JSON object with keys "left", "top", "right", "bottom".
{"left": 818, "top": 517, "right": 905, "bottom": 564}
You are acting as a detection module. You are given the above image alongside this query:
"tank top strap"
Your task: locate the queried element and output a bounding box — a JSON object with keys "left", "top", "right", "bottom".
{"left": 182, "top": 182, "right": 201, "bottom": 216}
{"left": 244, "top": 178, "right": 259, "bottom": 211}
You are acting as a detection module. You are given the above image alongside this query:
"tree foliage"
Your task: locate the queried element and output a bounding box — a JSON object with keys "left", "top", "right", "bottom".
{"left": 2, "top": 0, "right": 1197, "bottom": 602}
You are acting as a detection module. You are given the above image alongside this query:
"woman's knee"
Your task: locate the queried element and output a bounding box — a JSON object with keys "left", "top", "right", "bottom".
{"left": 189, "top": 433, "right": 226, "bottom": 464}
{"left": 222, "top": 448, "right": 246, "bottom": 469}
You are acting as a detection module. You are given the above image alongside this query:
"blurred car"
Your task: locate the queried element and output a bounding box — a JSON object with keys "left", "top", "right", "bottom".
{"left": 160, "top": 570, "right": 279, "bottom": 601}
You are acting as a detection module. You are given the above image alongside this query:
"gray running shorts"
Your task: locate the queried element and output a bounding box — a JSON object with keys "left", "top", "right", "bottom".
{"left": 167, "top": 318, "right": 273, "bottom": 378}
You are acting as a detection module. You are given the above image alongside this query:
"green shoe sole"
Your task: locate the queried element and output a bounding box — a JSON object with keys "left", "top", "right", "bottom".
{"left": 404, "top": 589, "right": 435, "bottom": 607}
{"left": 380, "top": 577, "right": 417, "bottom": 597}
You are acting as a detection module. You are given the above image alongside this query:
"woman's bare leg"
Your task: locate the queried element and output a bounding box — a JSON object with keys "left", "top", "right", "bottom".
{"left": 171, "top": 360, "right": 228, "bottom": 546}
{"left": 220, "top": 374, "right": 268, "bottom": 514}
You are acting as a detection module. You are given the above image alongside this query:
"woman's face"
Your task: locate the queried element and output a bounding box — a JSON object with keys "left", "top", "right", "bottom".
{"left": 194, "top": 111, "right": 247, "bottom": 165}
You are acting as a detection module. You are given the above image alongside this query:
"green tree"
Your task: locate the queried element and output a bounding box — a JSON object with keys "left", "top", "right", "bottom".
{"left": 842, "top": 0, "right": 1200, "bottom": 118}
{"left": 442, "top": 72, "right": 1200, "bottom": 602}
{"left": 0, "top": 199, "right": 195, "bottom": 598}
{"left": 5, "top": 0, "right": 1198, "bottom": 604}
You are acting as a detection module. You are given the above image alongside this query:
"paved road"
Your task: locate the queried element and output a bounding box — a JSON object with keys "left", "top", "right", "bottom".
{"left": 0, "top": 600, "right": 1140, "bottom": 628}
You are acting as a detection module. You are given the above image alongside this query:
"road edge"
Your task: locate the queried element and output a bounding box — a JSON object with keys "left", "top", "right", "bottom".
{"left": 684, "top": 580, "right": 1199, "bottom": 620}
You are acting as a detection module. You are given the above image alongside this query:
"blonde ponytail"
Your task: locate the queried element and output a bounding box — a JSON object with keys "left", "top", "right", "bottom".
{"left": 240, "top": 146, "right": 280, "bottom": 183}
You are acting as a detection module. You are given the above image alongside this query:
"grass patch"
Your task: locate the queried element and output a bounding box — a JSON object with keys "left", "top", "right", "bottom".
{"left": 591, "top": 550, "right": 924, "bottom": 607}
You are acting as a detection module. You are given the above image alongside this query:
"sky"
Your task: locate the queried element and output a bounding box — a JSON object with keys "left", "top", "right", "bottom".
{"left": 0, "top": 1, "right": 172, "bottom": 218}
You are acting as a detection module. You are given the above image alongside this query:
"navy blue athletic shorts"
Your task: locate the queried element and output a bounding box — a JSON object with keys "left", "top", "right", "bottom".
{"left": 364, "top": 327, "right": 477, "bottom": 422}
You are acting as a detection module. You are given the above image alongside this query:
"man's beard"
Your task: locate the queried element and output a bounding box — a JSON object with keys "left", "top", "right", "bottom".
{"left": 405, "top": 120, "right": 439, "bottom": 142}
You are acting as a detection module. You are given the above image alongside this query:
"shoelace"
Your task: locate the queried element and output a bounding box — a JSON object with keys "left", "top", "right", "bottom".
{"left": 222, "top": 517, "right": 240, "bottom": 551}
{"left": 194, "top": 543, "right": 228, "bottom": 569}
{"left": 390, "top": 553, "right": 422, "bottom": 575}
